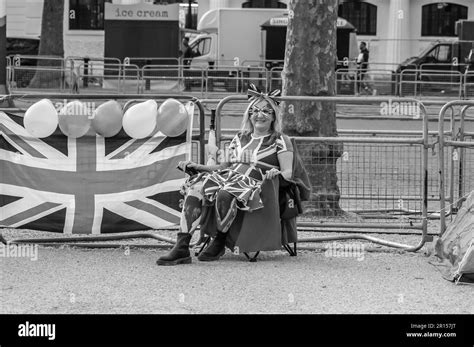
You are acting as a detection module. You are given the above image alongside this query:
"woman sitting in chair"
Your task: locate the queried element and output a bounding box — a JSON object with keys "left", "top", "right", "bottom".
{"left": 157, "top": 85, "right": 294, "bottom": 265}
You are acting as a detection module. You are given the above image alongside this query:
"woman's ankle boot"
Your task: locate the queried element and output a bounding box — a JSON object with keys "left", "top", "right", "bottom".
{"left": 197, "top": 231, "right": 227, "bottom": 261}
{"left": 156, "top": 233, "right": 192, "bottom": 266}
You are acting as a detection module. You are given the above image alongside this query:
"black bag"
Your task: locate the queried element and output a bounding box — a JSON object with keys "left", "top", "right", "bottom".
{"left": 279, "top": 184, "right": 299, "bottom": 220}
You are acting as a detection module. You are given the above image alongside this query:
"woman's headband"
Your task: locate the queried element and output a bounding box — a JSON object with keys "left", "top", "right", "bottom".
{"left": 247, "top": 83, "right": 281, "bottom": 106}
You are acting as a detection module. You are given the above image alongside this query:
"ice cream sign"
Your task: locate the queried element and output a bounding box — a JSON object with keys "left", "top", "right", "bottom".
{"left": 105, "top": 3, "right": 179, "bottom": 21}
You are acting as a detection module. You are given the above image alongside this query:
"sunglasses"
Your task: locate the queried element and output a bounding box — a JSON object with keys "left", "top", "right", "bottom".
{"left": 250, "top": 106, "right": 274, "bottom": 119}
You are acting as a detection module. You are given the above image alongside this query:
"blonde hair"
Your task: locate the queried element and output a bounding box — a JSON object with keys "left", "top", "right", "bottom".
{"left": 240, "top": 97, "right": 282, "bottom": 135}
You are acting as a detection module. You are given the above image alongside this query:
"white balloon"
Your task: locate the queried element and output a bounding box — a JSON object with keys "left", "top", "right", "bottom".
{"left": 92, "top": 100, "right": 123, "bottom": 137}
{"left": 24, "top": 99, "right": 59, "bottom": 138}
{"left": 122, "top": 100, "right": 158, "bottom": 139}
{"left": 58, "top": 100, "right": 92, "bottom": 138}
{"left": 156, "top": 98, "right": 190, "bottom": 137}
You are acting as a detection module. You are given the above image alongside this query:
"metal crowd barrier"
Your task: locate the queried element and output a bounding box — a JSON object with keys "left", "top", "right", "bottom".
{"left": 7, "top": 55, "right": 474, "bottom": 99}
{"left": 215, "top": 95, "right": 433, "bottom": 252}
{"left": 120, "top": 64, "right": 141, "bottom": 94}
{"left": 6, "top": 56, "right": 11, "bottom": 84}
{"left": 76, "top": 62, "right": 124, "bottom": 94}
{"left": 124, "top": 57, "right": 179, "bottom": 67}
{"left": 9, "top": 66, "right": 67, "bottom": 90}
{"left": 438, "top": 100, "right": 474, "bottom": 235}
{"left": 269, "top": 66, "right": 283, "bottom": 91}
{"left": 464, "top": 72, "right": 474, "bottom": 98}
{"left": 399, "top": 69, "right": 463, "bottom": 98}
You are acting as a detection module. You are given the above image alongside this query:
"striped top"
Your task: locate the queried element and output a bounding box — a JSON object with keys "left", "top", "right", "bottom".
{"left": 227, "top": 132, "right": 293, "bottom": 181}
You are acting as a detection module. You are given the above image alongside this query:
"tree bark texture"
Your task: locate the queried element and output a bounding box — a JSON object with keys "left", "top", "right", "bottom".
{"left": 281, "top": 0, "right": 343, "bottom": 216}
{"left": 29, "top": 0, "right": 64, "bottom": 88}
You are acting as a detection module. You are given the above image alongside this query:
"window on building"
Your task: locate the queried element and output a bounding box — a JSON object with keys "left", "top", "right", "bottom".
{"left": 338, "top": 1, "right": 377, "bottom": 36}
{"left": 422, "top": 3, "right": 468, "bottom": 36}
{"left": 242, "top": 0, "right": 287, "bottom": 9}
{"left": 69, "top": 0, "right": 110, "bottom": 30}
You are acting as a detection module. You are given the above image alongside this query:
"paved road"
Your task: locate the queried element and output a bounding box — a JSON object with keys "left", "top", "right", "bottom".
{"left": 1, "top": 244, "right": 472, "bottom": 314}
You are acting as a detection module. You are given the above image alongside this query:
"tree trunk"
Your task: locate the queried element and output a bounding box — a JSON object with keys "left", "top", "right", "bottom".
{"left": 281, "top": 0, "right": 343, "bottom": 216}
{"left": 0, "top": 1, "right": 8, "bottom": 102}
{"left": 28, "top": 0, "right": 64, "bottom": 88}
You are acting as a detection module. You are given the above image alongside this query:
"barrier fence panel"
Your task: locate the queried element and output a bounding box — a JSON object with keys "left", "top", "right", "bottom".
{"left": 399, "top": 69, "right": 418, "bottom": 97}
{"left": 336, "top": 68, "right": 357, "bottom": 95}
{"left": 337, "top": 68, "right": 397, "bottom": 96}
{"left": 269, "top": 67, "right": 283, "bottom": 91}
{"left": 418, "top": 68, "right": 463, "bottom": 98}
{"left": 77, "top": 63, "right": 123, "bottom": 94}
{"left": 464, "top": 72, "right": 474, "bottom": 98}
{"left": 6, "top": 56, "right": 472, "bottom": 98}
{"left": 215, "top": 95, "right": 432, "bottom": 251}
{"left": 181, "top": 66, "right": 205, "bottom": 94}
{"left": 239, "top": 66, "right": 268, "bottom": 93}
{"left": 6, "top": 56, "right": 11, "bottom": 85}
{"left": 241, "top": 59, "right": 284, "bottom": 69}
{"left": 365, "top": 69, "right": 397, "bottom": 96}
{"left": 141, "top": 65, "right": 195, "bottom": 94}
{"left": 10, "top": 66, "right": 66, "bottom": 91}
{"left": 120, "top": 64, "right": 141, "bottom": 94}
{"left": 205, "top": 66, "right": 240, "bottom": 94}
{"left": 124, "top": 57, "right": 179, "bottom": 67}
{"left": 9, "top": 55, "right": 65, "bottom": 89}
{"left": 400, "top": 69, "right": 463, "bottom": 98}
{"left": 438, "top": 101, "right": 474, "bottom": 235}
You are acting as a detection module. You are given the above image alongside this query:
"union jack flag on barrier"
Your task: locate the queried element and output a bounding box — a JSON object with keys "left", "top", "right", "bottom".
{"left": 0, "top": 104, "right": 193, "bottom": 234}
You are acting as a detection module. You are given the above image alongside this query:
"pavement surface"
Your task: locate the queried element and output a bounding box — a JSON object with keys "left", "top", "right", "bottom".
{"left": 1, "top": 232, "right": 472, "bottom": 314}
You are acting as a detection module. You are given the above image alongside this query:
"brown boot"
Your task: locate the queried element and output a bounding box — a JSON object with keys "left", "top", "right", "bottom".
{"left": 156, "top": 233, "right": 192, "bottom": 266}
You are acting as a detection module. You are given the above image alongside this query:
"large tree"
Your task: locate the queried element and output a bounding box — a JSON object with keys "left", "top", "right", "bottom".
{"left": 28, "top": 0, "right": 64, "bottom": 88}
{"left": 0, "top": 0, "right": 7, "bottom": 97}
{"left": 281, "top": 0, "right": 343, "bottom": 216}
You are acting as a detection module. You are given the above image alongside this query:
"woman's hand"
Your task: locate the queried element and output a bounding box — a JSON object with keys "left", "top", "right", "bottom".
{"left": 178, "top": 161, "right": 202, "bottom": 172}
{"left": 264, "top": 168, "right": 281, "bottom": 180}
{"left": 178, "top": 160, "right": 192, "bottom": 171}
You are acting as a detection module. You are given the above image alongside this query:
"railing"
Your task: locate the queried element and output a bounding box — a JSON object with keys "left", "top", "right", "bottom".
{"left": 438, "top": 100, "right": 474, "bottom": 235}
{"left": 464, "top": 71, "right": 474, "bottom": 98}
{"left": 214, "top": 95, "right": 433, "bottom": 252}
{"left": 7, "top": 55, "right": 474, "bottom": 99}
{"left": 399, "top": 69, "right": 464, "bottom": 98}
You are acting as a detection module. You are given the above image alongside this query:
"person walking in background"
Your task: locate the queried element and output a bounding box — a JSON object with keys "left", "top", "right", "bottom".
{"left": 356, "top": 42, "right": 376, "bottom": 96}
{"left": 181, "top": 37, "right": 194, "bottom": 91}
{"left": 181, "top": 37, "right": 193, "bottom": 67}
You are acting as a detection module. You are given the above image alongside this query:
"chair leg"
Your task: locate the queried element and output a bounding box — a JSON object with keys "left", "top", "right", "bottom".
{"left": 194, "top": 236, "right": 210, "bottom": 256}
{"left": 293, "top": 242, "right": 297, "bottom": 256}
{"left": 243, "top": 251, "right": 260, "bottom": 262}
{"left": 283, "top": 244, "right": 297, "bottom": 257}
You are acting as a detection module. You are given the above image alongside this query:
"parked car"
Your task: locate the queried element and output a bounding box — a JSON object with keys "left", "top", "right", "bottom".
{"left": 6, "top": 36, "right": 40, "bottom": 56}
{"left": 6, "top": 36, "right": 40, "bottom": 87}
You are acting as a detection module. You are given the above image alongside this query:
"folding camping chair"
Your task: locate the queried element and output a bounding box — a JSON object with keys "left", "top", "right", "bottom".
{"left": 196, "top": 138, "right": 310, "bottom": 262}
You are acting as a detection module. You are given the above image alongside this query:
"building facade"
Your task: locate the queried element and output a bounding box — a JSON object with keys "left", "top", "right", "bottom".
{"left": 6, "top": 0, "right": 474, "bottom": 66}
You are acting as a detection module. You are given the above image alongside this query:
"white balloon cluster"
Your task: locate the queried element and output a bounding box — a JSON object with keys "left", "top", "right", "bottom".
{"left": 23, "top": 98, "right": 190, "bottom": 139}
